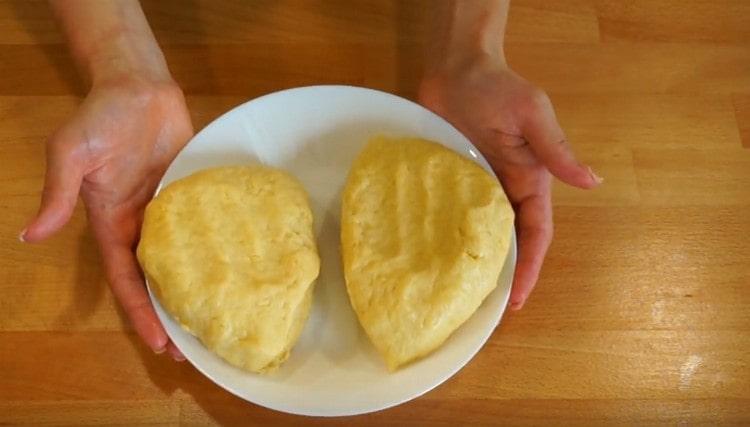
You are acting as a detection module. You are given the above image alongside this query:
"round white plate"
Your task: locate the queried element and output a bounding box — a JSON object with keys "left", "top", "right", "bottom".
{"left": 148, "top": 85, "right": 517, "bottom": 417}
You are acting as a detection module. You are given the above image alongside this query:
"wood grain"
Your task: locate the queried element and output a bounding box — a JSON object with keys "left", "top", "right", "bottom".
{"left": 596, "top": 0, "right": 750, "bottom": 44}
{"left": 734, "top": 93, "right": 750, "bottom": 148}
{"left": 1, "top": 0, "right": 749, "bottom": 425}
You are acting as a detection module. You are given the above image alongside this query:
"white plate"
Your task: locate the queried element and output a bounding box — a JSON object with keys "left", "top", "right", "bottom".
{"left": 148, "top": 85, "right": 517, "bottom": 417}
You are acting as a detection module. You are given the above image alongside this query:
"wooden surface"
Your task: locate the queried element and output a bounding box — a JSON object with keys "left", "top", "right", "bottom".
{"left": 2, "top": 0, "right": 749, "bottom": 425}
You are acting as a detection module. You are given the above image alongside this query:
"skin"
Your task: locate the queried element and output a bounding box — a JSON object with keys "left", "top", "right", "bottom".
{"left": 420, "top": 0, "right": 601, "bottom": 310}
{"left": 21, "top": 0, "right": 599, "bottom": 359}
{"left": 22, "top": 1, "right": 192, "bottom": 360}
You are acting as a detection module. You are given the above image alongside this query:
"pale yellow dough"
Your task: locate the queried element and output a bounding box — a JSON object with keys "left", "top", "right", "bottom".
{"left": 137, "top": 165, "right": 320, "bottom": 373}
{"left": 341, "top": 136, "right": 514, "bottom": 370}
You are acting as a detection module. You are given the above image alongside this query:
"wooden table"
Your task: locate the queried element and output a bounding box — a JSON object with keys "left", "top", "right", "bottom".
{"left": 2, "top": 1, "right": 749, "bottom": 425}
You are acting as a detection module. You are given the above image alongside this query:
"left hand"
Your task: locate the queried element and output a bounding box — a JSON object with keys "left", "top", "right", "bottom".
{"left": 419, "top": 54, "right": 601, "bottom": 310}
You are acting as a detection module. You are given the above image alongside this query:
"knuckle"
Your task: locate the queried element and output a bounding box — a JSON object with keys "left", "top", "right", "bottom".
{"left": 536, "top": 220, "right": 553, "bottom": 242}
{"left": 175, "top": 115, "right": 195, "bottom": 140}
{"left": 524, "top": 87, "right": 552, "bottom": 115}
{"left": 46, "top": 130, "right": 82, "bottom": 161}
{"left": 126, "top": 299, "right": 153, "bottom": 318}
{"left": 152, "top": 81, "right": 187, "bottom": 107}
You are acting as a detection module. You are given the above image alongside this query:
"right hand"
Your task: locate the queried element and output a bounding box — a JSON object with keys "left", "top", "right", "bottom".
{"left": 21, "top": 76, "right": 194, "bottom": 360}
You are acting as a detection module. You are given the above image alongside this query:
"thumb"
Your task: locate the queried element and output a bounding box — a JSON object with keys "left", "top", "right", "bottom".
{"left": 21, "top": 134, "right": 85, "bottom": 243}
{"left": 522, "top": 91, "right": 602, "bottom": 189}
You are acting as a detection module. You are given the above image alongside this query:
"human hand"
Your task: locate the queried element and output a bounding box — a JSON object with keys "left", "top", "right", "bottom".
{"left": 21, "top": 76, "right": 193, "bottom": 359}
{"left": 419, "top": 54, "right": 601, "bottom": 310}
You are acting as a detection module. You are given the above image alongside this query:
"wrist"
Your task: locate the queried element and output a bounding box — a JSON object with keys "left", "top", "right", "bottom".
{"left": 50, "top": 0, "right": 173, "bottom": 88}
{"left": 83, "top": 29, "right": 173, "bottom": 89}
{"left": 426, "top": 0, "right": 508, "bottom": 75}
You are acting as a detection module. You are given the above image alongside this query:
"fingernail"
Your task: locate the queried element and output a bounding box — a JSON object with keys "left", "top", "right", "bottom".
{"left": 167, "top": 345, "right": 186, "bottom": 361}
{"left": 154, "top": 346, "right": 167, "bottom": 355}
{"left": 510, "top": 301, "right": 524, "bottom": 311}
{"left": 588, "top": 166, "right": 604, "bottom": 185}
{"left": 18, "top": 228, "right": 27, "bottom": 243}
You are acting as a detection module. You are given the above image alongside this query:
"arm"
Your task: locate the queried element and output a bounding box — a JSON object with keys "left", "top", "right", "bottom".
{"left": 22, "top": 0, "right": 193, "bottom": 360}
{"left": 420, "top": 0, "right": 601, "bottom": 310}
{"left": 48, "top": 0, "right": 172, "bottom": 87}
{"left": 425, "top": 0, "right": 509, "bottom": 71}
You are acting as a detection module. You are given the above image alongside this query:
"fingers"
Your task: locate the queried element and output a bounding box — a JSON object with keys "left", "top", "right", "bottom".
{"left": 521, "top": 90, "right": 602, "bottom": 189}
{"left": 94, "top": 218, "right": 184, "bottom": 360}
{"left": 167, "top": 342, "right": 186, "bottom": 362}
{"left": 509, "top": 192, "right": 553, "bottom": 311}
{"left": 21, "top": 135, "right": 85, "bottom": 243}
{"left": 99, "top": 240, "right": 170, "bottom": 354}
